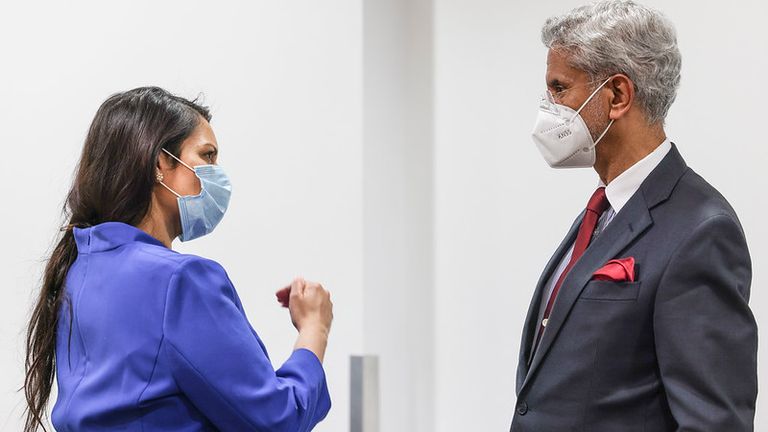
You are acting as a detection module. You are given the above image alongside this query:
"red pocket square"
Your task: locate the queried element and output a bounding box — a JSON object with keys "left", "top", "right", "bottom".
{"left": 592, "top": 257, "right": 636, "bottom": 282}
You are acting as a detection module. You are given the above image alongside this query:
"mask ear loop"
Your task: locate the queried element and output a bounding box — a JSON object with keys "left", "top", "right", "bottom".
{"left": 569, "top": 76, "right": 615, "bottom": 147}
{"left": 158, "top": 148, "right": 196, "bottom": 198}
{"left": 569, "top": 76, "right": 613, "bottom": 123}
{"left": 592, "top": 118, "right": 615, "bottom": 146}
{"left": 158, "top": 180, "right": 182, "bottom": 198}
{"left": 161, "top": 148, "right": 196, "bottom": 172}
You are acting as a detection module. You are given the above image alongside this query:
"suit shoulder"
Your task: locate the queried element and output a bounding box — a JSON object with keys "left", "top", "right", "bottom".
{"left": 669, "top": 168, "right": 742, "bottom": 227}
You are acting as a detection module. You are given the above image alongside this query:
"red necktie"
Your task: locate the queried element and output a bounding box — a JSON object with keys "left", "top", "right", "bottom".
{"left": 532, "top": 187, "right": 610, "bottom": 353}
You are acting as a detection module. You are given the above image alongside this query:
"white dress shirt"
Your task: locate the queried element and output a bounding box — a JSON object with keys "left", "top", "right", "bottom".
{"left": 532, "top": 139, "right": 672, "bottom": 351}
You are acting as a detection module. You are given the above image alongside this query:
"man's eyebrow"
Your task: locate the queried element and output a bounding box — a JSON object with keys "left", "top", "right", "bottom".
{"left": 547, "top": 78, "right": 566, "bottom": 88}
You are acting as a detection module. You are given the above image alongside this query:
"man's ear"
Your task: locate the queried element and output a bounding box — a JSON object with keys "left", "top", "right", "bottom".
{"left": 607, "top": 74, "right": 635, "bottom": 121}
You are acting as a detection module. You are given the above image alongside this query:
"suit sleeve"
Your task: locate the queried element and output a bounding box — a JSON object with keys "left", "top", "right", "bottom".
{"left": 161, "top": 257, "right": 331, "bottom": 431}
{"left": 654, "top": 214, "right": 757, "bottom": 431}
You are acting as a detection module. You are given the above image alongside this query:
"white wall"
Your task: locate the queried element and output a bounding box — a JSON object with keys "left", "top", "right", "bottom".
{"left": 0, "top": 1, "right": 363, "bottom": 430}
{"left": 433, "top": 0, "right": 768, "bottom": 431}
{"left": 363, "top": 0, "right": 434, "bottom": 431}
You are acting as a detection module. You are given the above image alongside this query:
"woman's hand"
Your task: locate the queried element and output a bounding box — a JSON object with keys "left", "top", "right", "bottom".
{"left": 276, "top": 278, "right": 333, "bottom": 362}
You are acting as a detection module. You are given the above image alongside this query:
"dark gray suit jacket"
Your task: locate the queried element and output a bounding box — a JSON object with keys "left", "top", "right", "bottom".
{"left": 511, "top": 145, "right": 757, "bottom": 432}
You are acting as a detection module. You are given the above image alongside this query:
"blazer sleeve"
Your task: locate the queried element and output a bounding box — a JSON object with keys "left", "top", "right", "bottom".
{"left": 161, "top": 256, "right": 331, "bottom": 431}
{"left": 654, "top": 214, "right": 757, "bottom": 431}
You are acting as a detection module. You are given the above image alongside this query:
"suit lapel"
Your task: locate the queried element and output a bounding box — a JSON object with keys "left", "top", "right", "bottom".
{"left": 516, "top": 212, "right": 582, "bottom": 393}
{"left": 518, "top": 143, "right": 689, "bottom": 394}
{"left": 520, "top": 194, "right": 653, "bottom": 391}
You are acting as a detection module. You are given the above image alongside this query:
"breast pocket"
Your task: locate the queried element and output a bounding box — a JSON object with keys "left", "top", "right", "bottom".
{"left": 578, "top": 280, "right": 641, "bottom": 301}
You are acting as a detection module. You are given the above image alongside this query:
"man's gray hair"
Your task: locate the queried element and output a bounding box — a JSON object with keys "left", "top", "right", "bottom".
{"left": 542, "top": 0, "right": 681, "bottom": 124}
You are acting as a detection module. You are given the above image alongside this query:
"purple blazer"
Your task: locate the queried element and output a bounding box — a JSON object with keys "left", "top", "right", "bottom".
{"left": 51, "top": 222, "right": 330, "bottom": 431}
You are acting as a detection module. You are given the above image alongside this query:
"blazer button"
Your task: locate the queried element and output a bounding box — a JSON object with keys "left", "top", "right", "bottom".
{"left": 517, "top": 401, "right": 528, "bottom": 415}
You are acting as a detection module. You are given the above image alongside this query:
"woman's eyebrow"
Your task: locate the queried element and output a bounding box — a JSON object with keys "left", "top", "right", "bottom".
{"left": 201, "top": 143, "right": 218, "bottom": 154}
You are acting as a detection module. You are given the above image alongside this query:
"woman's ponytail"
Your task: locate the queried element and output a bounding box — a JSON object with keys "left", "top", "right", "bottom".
{"left": 23, "top": 226, "right": 78, "bottom": 431}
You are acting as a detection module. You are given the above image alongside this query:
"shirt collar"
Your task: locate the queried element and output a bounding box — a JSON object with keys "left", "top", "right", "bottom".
{"left": 73, "top": 221, "right": 170, "bottom": 253}
{"left": 598, "top": 138, "right": 672, "bottom": 213}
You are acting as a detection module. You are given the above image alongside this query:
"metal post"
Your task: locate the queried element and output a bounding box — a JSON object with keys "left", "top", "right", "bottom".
{"left": 350, "top": 355, "right": 380, "bottom": 432}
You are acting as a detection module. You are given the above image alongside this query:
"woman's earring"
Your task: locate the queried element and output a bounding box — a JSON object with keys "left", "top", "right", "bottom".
{"left": 156, "top": 171, "right": 164, "bottom": 182}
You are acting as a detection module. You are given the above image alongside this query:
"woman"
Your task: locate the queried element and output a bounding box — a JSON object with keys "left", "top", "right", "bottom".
{"left": 23, "top": 87, "right": 333, "bottom": 431}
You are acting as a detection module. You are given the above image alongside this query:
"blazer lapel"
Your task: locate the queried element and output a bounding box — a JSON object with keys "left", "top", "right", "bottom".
{"left": 518, "top": 143, "right": 689, "bottom": 394}
{"left": 516, "top": 212, "right": 583, "bottom": 394}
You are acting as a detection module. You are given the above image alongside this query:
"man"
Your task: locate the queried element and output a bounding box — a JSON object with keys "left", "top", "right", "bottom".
{"left": 512, "top": 1, "right": 757, "bottom": 431}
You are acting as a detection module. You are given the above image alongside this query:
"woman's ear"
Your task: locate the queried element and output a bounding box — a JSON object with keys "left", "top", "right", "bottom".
{"left": 155, "top": 156, "right": 166, "bottom": 184}
{"left": 156, "top": 149, "right": 176, "bottom": 181}
{"left": 607, "top": 74, "right": 635, "bottom": 121}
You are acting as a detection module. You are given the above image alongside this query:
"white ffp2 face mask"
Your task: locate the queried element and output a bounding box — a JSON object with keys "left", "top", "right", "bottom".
{"left": 531, "top": 77, "right": 613, "bottom": 168}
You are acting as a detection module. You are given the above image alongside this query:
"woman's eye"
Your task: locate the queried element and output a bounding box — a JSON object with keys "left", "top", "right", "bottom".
{"left": 204, "top": 152, "right": 215, "bottom": 163}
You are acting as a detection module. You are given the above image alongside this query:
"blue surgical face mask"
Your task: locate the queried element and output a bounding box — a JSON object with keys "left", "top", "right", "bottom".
{"left": 159, "top": 148, "right": 232, "bottom": 242}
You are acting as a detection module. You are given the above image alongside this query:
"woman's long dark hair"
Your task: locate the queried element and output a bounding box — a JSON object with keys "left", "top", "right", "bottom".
{"left": 23, "top": 87, "right": 211, "bottom": 431}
